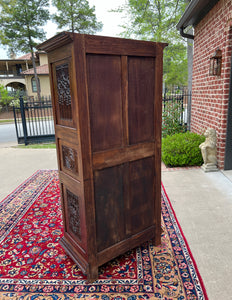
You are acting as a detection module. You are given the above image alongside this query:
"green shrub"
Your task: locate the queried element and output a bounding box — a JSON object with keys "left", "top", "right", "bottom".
{"left": 0, "top": 84, "right": 14, "bottom": 111}
{"left": 162, "top": 132, "right": 205, "bottom": 167}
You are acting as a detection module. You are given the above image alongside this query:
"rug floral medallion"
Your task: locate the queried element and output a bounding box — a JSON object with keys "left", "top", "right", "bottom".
{"left": 0, "top": 170, "right": 208, "bottom": 300}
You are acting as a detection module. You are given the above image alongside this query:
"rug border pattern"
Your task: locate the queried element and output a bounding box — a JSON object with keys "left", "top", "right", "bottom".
{"left": 161, "top": 182, "right": 208, "bottom": 300}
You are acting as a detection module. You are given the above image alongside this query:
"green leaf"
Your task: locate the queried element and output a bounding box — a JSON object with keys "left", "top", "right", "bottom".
{"left": 52, "top": 0, "right": 103, "bottom": 34}
{"left": 0, "top": 0, "right": 50, "bottom": 54}
{"left": 114, "top": 0, "right": 188, "bottom": 87}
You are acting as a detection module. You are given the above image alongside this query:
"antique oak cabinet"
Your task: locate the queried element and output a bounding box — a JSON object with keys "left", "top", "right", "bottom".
{"left": 38, "top": 32, "right": 167, "bottom": 281}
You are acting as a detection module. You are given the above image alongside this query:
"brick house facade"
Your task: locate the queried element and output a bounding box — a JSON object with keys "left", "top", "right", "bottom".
{"left": 177, "top": 0, "right": 232, "bottom": 170}
{"left": 0, "top": 52, "right": 51, "bottom": 98}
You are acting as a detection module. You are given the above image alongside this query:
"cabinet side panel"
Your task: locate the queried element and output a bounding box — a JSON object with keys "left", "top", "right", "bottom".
{"left": 128, "top": 57, "right": 155, "bottom": 144}
{"left": 127, "top": 157, "right": 155, "bottom": 235}
{"left": 94, "top": 165, "right": 125, "bottom": 252}
{"left": 59, "top": 174, "right": 87, "bottom": 253}
{"left": 86, "top": 54, "right": 123, "bottom": 152}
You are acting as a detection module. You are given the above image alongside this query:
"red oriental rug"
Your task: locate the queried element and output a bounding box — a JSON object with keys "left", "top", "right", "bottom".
{"left": 0, "top": 170, "right": 208, "bottom": 300}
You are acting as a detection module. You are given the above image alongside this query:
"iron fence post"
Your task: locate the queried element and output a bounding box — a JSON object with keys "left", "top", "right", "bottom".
{"left": 13, "top": 105, "right": 19, "bottom": 143}
{"left": 187, "top": 91, "right": 192, "bottom": 131}
{"left": 19, "top": 96, "right": 28, "bottom": 145}
{"left": 181, "top": 94, "right": 184, "bottom": 125}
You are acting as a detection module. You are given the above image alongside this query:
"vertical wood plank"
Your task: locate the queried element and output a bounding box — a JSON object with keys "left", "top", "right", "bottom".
{"left": 73, "top": 35, "right": 92, "bottom": 181}
{"left": 47, "top": 61, "right": 58, "bottom": 128}
{"left": 87, "top": 54, "right": 123, "bottom": 152}
{"left": 127, "top": 157, "right": 155, "bottom": 235}
{"left": 73, "top": 35, "right": 97, "bottom": 269}
{"left": 94, "top": 165, "right": 125, "bottom": 252}
{"left": 128, "top": 56, "right": 155, "bottom": 144}
{"left": 47, "top": 61, "right": 61, "bottom": 172}
{"left": 153, "top": 44, "right": 166, "bottom": 245}
{"left": 123, "top": 162, "right": 130, "bottom": 236}
{"left": 121, "top": 56, "right": 129, "bottom": 146}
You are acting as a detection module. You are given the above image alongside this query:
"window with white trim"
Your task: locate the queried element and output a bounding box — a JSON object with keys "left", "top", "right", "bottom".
{"left": 31, "top": 77, "right": 40, "bottom": 92}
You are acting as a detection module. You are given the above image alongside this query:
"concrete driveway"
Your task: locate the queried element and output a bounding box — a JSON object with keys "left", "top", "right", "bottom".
{"left": 0, "top": 144, "right": 57, "bottom": 201}
{"left": 162, "top": 167, "right": 232, "bottom": 300}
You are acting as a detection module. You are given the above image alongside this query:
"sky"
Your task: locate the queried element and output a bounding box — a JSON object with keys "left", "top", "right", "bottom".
{"left": 0, "top": 0, "right": 127, "bottom": 59}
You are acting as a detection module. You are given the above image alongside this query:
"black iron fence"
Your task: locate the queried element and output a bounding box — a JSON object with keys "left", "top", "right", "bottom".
{"left": 162, "top": 88, "right": 192, "bottom": 137}
{"left": 12, "top": 90, "right": 191, "bottom": 145}
{"left": 13, "top": 96, "right": 55, "bottom": 145}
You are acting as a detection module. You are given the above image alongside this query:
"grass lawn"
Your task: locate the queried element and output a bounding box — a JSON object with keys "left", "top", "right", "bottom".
{"left": 17, "top": 143, "right": 56, "bottom": 149}
{"left": 0, "top": 119, "right": 14, "bottom": 124}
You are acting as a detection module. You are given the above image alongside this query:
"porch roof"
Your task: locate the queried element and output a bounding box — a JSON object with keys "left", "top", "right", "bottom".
{"left": 21, "top": 64, "right": 49, "bottom": 75}
{"left": 177, "top": 0, "right": 220, "bottom": 31}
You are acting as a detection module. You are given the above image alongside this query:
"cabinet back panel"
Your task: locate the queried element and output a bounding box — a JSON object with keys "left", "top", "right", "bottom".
{"left": 128, "top": 57, "right": 155, "bottom": 144}
{"left": 94, "top": 165, "right": 125, "bottom": 252}
{"left": 87, "top": 54, "right": 123, "bottom": 152}
{"left": 127, "top": 157, "right": 155, "bottom": 235}
{"left": 94, "top": 157, "right": 155, "bottom": 252}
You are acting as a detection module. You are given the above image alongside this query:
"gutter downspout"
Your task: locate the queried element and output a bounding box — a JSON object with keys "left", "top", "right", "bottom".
{"left": 178, "top": 25, "right": 194, "bottom": 131}
{"left": 224, "top": 52, "right": 232, "bottom": 170}
{"left": 180, "top": 27, "right": 194, "bottom": 40}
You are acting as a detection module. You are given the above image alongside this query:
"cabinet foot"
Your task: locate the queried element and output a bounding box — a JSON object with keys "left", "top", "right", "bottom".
{"left": 152, "top": 228, "right": 162, "bottom": 246}
{"left": 87, "top": 265, "right": 99, "bottom": 283}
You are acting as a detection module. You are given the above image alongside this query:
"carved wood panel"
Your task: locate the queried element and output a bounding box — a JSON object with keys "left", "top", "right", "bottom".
{"left": 58, "top": 139, "right": 80, "bottom": 181}
{"left": 62, "top": 145, "right": 79, "bottom": 175}
{"left": 56, "top": 63, "right": 72, "bottom": 121}
{"left": 66, "top": 189, "right": 81, "bottom": 240}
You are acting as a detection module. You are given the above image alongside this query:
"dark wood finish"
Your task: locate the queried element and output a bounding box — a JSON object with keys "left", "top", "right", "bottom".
{"left": 85, "top": 34, "right": 158, "bottom": 56}
{"left": 38, "top": 32, "right": 167, "bottom": 282}
{"left": 92, "top": 142, "right": 155, "bottom": 170}
{"left": 94, "top": 165, "right": 125, "bottom": 252}
{"left": 127, "top": 157, "right": 155, "bottom": 235}
{"left": 87, "top": 54, "right": 123, "bottom": 152}
{"left": 128, "top": 56, "right": 155, "bottom": 144}
{"left": 154, "top": 44, "right": 165, "bottom": 245}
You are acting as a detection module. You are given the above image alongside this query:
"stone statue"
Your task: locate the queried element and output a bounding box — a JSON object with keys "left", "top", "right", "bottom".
{"left": 199, "top": 128, "right": 218, "bottom": 172}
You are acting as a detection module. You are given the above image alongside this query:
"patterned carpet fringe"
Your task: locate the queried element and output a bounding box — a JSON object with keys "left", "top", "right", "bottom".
{"left": 0, "top": 170, "right": 208, "bottom": 299}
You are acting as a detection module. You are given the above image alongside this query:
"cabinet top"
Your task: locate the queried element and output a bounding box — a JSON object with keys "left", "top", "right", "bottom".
{"left": 37, "top": 31, "right": 168, "bottom": 57}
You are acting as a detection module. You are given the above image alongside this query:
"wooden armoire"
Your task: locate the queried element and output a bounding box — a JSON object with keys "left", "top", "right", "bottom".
{"left": 38, "top": 32, "right": 167, "bottom": 281}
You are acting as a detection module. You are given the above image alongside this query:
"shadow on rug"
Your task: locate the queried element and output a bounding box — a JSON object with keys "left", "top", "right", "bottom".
{"left": 0, "top": 170, "right": 208, "bottom": 299}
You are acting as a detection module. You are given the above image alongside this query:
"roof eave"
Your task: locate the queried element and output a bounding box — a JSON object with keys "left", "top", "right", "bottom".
{"left": 177, "top": 0, "right": 220, "bottom": 30}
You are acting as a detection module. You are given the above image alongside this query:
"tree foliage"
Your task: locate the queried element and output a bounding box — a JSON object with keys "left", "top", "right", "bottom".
{"left": 0, "top": 0, "right": 50, "bottom": 99}
{"left": 52, "top": 0, "right": 103, "bottom": 34}
{"left": 0, "top": 0, "right": 49, "bottom": 54}
{"left": 162, "top": 101, "right": 186, "bottom": 138}
{"left": 0, "top": 84, "right": 14, "bottom": 111}
{"left": 115, "top": 0, "right": 188, "bottom": 87}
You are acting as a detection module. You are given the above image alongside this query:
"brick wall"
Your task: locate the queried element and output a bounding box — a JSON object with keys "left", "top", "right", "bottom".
{"left": 191, "top": 0, "right": 232, "bottom": 169}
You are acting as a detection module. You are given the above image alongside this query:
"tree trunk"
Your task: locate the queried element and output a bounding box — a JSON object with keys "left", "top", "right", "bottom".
{"left": 30, "top": 47, "right": 41, "bottom": 101}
